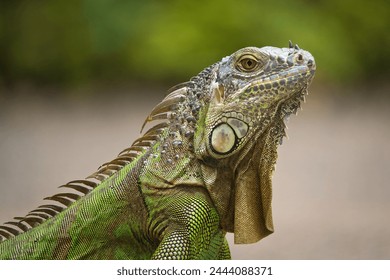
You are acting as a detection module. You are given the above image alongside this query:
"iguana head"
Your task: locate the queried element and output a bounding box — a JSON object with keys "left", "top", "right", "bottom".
{"left": 142, "top": 42, "right": 315, "bottom": 244}
{"left": 193, "top": 43, "right": 316, "bottom": 243}
{"left": 197, "top": 44, "right": 315, "bottom": 160}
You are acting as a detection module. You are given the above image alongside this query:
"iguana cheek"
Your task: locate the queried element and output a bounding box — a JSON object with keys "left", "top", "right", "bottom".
{"left": 210, "top": 123, "right": 236, "bottom": 154}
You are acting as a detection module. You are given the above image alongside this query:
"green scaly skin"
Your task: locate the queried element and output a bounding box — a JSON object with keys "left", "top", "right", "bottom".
{"left": 0, "top": 42, "right": 315, "bottom": 259}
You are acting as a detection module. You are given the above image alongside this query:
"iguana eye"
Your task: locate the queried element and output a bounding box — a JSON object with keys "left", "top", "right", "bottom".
{"left": 236, "top": 55, "right": 261, "bottom": 72}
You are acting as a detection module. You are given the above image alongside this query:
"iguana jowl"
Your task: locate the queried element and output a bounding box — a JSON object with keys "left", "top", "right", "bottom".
{"left": 0, "top": 42, "right": 315, "bottom": 259}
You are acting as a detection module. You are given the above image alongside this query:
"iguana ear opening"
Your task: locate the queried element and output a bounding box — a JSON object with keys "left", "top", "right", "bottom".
{"left": 233, "top": 137, "right": 275, "bottom": 244}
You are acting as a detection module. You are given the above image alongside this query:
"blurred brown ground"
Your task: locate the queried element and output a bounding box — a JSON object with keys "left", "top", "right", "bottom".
{"left": 0, "top": 84, "right": 389, "bottom": 259}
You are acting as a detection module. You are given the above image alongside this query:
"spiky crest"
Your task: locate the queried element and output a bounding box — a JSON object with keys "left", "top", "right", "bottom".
{"left": 0, "top": 83, "right": 194, "bottom": 241}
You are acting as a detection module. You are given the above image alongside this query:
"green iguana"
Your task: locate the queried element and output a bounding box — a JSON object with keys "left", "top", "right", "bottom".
{"left": 0, "top": 42, "right": 315, "bottom": 259}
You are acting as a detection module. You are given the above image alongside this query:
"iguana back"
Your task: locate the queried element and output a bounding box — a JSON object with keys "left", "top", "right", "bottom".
{"left": 0, "top": 42, "right": 316, "bottom": 259}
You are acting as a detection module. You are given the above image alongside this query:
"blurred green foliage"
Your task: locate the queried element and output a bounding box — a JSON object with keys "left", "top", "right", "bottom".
{"left": 0, "top": 0, "right": 389, "bottom": 89}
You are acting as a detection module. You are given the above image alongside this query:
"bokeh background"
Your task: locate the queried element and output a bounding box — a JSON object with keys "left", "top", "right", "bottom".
{"left": 0, "top": 0, "right": 389, "bottom": 259}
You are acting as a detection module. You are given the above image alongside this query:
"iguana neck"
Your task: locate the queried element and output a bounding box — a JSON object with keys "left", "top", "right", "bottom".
{"left": 200, "top": 86, "right": 308, "bottom": 243}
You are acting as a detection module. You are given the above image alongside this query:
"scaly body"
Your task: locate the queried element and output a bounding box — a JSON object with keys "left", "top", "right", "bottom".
{"left": 0, "top": 42, "right": 315, "bottom": 259}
